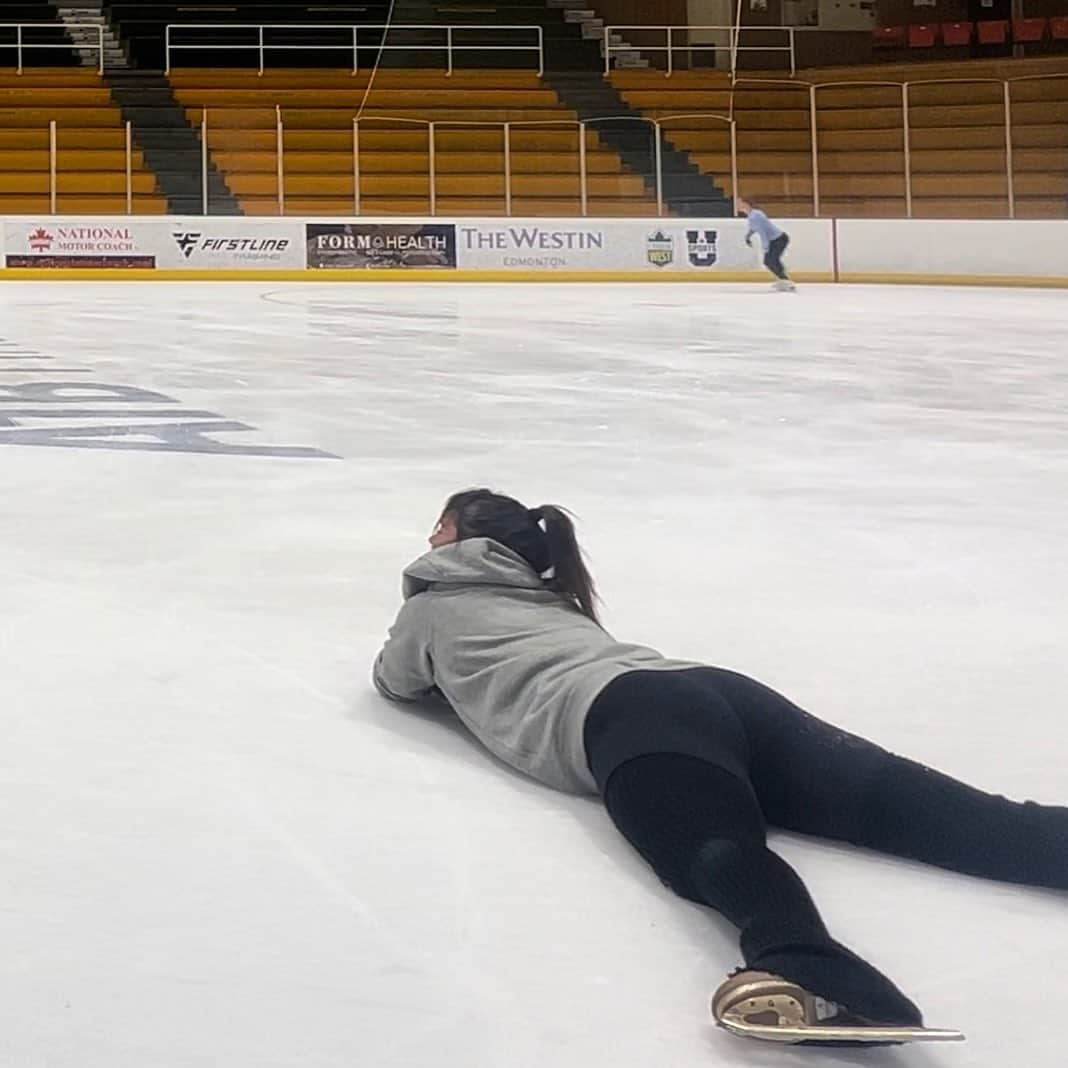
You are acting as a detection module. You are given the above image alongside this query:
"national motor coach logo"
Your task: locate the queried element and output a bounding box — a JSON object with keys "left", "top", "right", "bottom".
{"left": 29, "top": 228, "right": 53, "bottom": 252}
{"left": 686, "top": 229, "right": 718, "bottom": 267}
{"left": 646, "top": 230, "right": 673, "bottom": 268}
{"left": 7, "top": 222, "right": 153, "bottom": 269}
{"left": 172, "top": 231, "right": 293, "bottom": 262}
{"left": 26, "top": 225, "right": 138, "bottom": 253}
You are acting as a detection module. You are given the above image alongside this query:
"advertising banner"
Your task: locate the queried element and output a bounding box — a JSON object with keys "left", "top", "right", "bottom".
{"left": 306, "top": 223, "right": 457, "bottom": 269}
{"left": 4, "top": 220, "right": 157, "bottom": 269}
{"left": 160, "top": 221, "right": 305, "bottom": 270}
{"left": 455, "top": 220, "right": 760, "bottom": 273}
{"left": 0, "top": 215, "right": 838, "bottom": 279}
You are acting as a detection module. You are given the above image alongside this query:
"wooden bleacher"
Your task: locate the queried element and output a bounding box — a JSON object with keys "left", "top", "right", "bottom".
{"left": 611, "top": 56, "right": 1068, "bottom": 219}
{"left": 2, "top": 50, "right": 1065, "bottom": 219}
{"left": 0, "top": 68, "right": 167, "bottom": 214}
{"left": 169, "top": 69, "right": 659, "bottom": 217}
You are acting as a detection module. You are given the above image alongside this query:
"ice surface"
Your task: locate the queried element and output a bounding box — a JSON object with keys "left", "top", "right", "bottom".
{"left": 1, "top": 280, "right": 1066, "bottom": 1068}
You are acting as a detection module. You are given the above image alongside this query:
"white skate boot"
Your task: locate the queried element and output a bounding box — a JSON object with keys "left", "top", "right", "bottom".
{"left": 772, "top": 280, "right": 797, "bottom": 292}
{"left": 711, "top": 970, "right": 964, "bottom": 1045}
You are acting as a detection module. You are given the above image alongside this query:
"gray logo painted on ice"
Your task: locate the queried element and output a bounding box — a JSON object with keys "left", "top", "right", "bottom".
{"left": 0, "top": 343, "right": 338, "bottom": 460}
{"left": 0, "top": 382, "right": 338, "bottom": 457}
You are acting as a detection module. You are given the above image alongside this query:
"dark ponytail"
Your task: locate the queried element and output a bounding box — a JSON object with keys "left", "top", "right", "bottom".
{"left": 537, "top": 505, "right": 600, "bottom": 624}
{"left": 441, "top": 488, "right": 601, "bottom": 623}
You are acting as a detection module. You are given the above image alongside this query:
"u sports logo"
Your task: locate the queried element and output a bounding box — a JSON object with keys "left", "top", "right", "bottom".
{"left": 686, "top": 229, "right": 718, "bottom": 267}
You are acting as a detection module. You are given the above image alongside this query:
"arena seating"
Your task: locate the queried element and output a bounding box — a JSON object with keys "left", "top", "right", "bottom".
{"left": 610, "top": 57, "right": 1068, "bottom": 219}
{"left": 106, "top": 2, "right": 394, "bottom": 71}
{"left": 3, "top": 7, "right": 1066, "bottom": 221}
{"left": 169, "top": 68, "right": 659, "bottom": 216}
{"left": 0, "top": 68, "right": 167, "bottom": 214}
{"left": 941, "top": 23, "right": 974, "bottom": 48}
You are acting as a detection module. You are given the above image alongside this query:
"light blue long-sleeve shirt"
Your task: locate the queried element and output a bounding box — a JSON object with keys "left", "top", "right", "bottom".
{"left": 745, "top": 209, "right": 784, "bottom": 252}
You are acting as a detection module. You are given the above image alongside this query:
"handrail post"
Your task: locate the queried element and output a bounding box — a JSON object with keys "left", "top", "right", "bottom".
{"left": 17, "top": 24, "right": 22, "bottom": 74}
{"left": 731, "top": 0, "right": 744, "bottom": 81}
{"left": 165, "top": 25, "right": 170, "bottom": 74}
{"left": 429, "top": 122, "right": 437, "bottom": 215}
{"left": 1004, "top": 80, "right": 1015, "bottom": 219}
{"left": 258, "top": 24, "right": 264, "bottom": 76}
{"left": 125, "top": 120, "right": 133, "bottom": 214}
{"left": 98, "top": 25, "right": 104, "bottom": 74}
{"left": 49, "top": 120, "right": 57, "bottom": 214}
{"left": 352, "top": 25, "right": 358, "bottom": 75}
{"left": 446, "top": 26, "right": 453, "bottom": 76}
{"left": 654, "top": 121, "right": 663, "bottom": 216}
{"left": 789, "top": 27, "right": 796, "bottom": 76}
{"left": 537, "top": 26, "right": 544, "bottom": 77}
{"left": 730, "top": 118, "right": 739, "bottom": 215}
{"left": 276, "top": 105, "right": 285, "bottom": 216}
{"left": 579, "top": 121, "right": 588, "bottom": 216}
{"left": 201, "top": 110, "right": 209, "bottom": 215}
{"left": 603, "top": 26, "right": 611, "bottom": 76}
{"left": 902, "top": 83, "right": 912, "bottom": 218}
{"left": 809, "top": 83, "right": 820, "bottom": 217}
{"left": 666, "top": 26, "right": 673, "bottom": 77}
{"left": 503, "top": 121, "right": 512, "bottom": 216}
{"left": 353, "top": 119, "right": 361, "bottom": 215}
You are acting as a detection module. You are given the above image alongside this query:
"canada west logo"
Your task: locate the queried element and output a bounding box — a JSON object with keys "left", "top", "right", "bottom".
{"left": 646, "top": 230, "right": 674, "bottom": 268}
{"left": 686, "top": 229, "right": 718, "bottom": 267}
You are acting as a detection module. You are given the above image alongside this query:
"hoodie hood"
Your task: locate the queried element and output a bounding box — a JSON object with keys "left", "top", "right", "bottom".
{"left": 402, "top": 537, "right": 545, "bottom": 599}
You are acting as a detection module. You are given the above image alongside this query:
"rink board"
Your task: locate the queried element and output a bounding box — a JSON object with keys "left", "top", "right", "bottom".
{"left": 0, "top": 216, "right": 1065, "bottom": 286}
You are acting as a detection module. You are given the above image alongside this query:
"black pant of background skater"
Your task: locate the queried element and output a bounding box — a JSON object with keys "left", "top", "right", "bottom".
{"left": 764, "top": 233, "right": 790, "bottom": 281}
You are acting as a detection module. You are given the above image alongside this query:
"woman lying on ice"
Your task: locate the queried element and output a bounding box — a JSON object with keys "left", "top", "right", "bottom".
{"left": 373, "top": 488, "right": 1067, "bottom": 1046}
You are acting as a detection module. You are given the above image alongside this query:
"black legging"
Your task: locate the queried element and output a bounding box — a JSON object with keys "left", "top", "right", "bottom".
{"left": 583, "top": 667, "right": 1068, "bottom": 1024}
{"left": 765, "top": 233, "right": 790, "bottom": 280}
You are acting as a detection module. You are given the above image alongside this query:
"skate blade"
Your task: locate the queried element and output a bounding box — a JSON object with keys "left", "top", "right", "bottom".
{"left": 712, "top": 972, "right": 964, "bottom": 1045}
{"left": 718, "top": 1017, "right": 965, "bottom": 1045}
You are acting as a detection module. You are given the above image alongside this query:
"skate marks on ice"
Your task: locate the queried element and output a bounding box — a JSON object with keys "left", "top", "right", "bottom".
{"left": 0, "top": 334, "right": 338, "bottom": 458}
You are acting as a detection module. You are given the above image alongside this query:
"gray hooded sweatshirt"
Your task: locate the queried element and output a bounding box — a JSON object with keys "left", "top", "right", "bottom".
{"left": 373, "top": 537, "right": 699, "bottom": 794}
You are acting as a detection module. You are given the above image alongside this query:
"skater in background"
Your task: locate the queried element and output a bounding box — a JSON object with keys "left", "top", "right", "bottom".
{"left": 374, "top": 489, "right": 1067, "bottom": 1045}
{"left": 739, "top": 196, "right": 795, "bottom": 291}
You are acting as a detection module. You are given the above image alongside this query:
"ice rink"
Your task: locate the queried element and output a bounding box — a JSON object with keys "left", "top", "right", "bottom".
{"left": 2, "top": 279, "right": 1066, "bottom": 1068}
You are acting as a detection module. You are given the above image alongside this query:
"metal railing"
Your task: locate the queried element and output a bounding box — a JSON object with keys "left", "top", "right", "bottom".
{"left": 244, "top": 73, "right": 1067, "bottom": 219}
{"left": 1, "top": 22, "right": 104, "bottom": 74}
{"left": 604, "top": 25, "right": 804, "bottom": 78}
{"left": 803, "top": 74, "right": 1037, "bottom": 218}
{"left": 20, "top": 74, "right": 1065, "bottom": 219}
{"left": 165, "top": 23, "right": 544, "bottom": 76}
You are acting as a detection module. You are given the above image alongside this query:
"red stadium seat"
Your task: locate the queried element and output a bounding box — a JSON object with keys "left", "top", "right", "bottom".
{"left": 1052, "top": 15, "right": 1068, "bottom": 40}
{"left": 1012, "top": 17, "right": 1046, "bottom": 42}
{"left": 941, "top": 21, "right": 973, "bottom": 46}
{"left": 873, "top": 25, "right": 906, "bottom": 47}
{"left": 977, "top": 20, "right": 1009, "bottom": 44}
{"left": 908, "top": 23, "right": 938, "bottom": 47}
